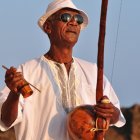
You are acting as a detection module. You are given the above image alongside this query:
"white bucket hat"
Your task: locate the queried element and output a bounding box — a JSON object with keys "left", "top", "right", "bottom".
{"left": 38, "top": 0, "right": 89, "bottom": 32}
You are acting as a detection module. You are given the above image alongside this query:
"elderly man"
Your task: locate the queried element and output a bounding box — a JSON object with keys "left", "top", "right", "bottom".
{"left": 0, "top": 0, "right": 125, "bottom": 140}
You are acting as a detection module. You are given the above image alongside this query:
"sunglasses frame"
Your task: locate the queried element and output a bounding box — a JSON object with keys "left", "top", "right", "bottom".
{"left": 56, "top": 13, "right": 84, "bottom": 25}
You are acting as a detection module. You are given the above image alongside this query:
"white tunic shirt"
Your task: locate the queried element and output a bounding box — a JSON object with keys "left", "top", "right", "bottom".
{"left": 0, "top": 56, "right": 125, "bottom": 140}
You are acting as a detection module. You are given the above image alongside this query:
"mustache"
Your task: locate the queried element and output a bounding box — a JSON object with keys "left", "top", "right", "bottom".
{"left": 66, "top": 27, "right": 79, "bottom": 34}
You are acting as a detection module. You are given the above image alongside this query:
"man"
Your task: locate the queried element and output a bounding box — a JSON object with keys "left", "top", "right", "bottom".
{"left": 0, "top": 0, "right": 125, "bottom": 140}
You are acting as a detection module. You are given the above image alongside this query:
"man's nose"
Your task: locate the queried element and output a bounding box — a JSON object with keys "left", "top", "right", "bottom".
{"left": 68, "top": 17, "right": 78, "bottom": 26}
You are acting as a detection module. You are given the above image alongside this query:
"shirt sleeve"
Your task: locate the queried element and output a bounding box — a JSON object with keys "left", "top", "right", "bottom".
{"left": 103, "top": 76, "right": 126, "bottom": 127}
{"left": 0, "top": 86, "right": 24, "bottom": 131}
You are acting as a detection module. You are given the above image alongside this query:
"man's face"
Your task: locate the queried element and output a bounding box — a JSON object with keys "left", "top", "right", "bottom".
{"left": 47, "top": 8, "right": 82, "bottom": 46}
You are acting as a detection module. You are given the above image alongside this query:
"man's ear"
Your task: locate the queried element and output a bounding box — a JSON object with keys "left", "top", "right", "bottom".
{"left": 43, "top": 21, "right": 52, "bottom": 34}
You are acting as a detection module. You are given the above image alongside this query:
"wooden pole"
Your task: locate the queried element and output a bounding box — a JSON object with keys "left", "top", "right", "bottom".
{"left": 95, "top": 0, "right": 109, "bottom": 139}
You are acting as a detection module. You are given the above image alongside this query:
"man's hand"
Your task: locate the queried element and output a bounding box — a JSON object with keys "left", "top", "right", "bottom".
{"left": 94, "top": 96, "right": 120, "bottom": 124}
{"left": 5, "top": 67, "right": 25, "bottom": 94}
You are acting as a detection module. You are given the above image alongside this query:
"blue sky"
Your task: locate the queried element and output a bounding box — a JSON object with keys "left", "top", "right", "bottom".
{"left": 0, "top": 0, "right": 140, "bottom": 107}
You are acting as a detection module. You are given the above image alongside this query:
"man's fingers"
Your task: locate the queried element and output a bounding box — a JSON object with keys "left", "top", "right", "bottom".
{"left": 5, "top": 66, "right": 17, "bottom": 76}
{"left": 94, "top": 103, "right": 115, "bottom": 119}
{"left": 94, "top": 110, "right": 113, "bottom": 119}
{"left": 5, "top": 70, "right": 24, "bottom": 93}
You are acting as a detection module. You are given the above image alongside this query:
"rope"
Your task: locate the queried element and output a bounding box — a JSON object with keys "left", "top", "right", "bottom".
{"left": 110, "top": 0, "right": 123, "bottom": 84}
{"left": 90, "top": 118, "right": 109, "bottom": 132}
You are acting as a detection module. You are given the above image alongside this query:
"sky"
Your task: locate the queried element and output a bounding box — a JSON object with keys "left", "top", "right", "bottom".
{"left": 0, "top": 0, "right": 140, "bottom": 107}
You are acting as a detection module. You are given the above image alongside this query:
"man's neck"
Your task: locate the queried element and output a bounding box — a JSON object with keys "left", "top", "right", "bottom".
{"left": 45, "top": 44, "right": 73, "bottom": 64}
{"left": 44, "top": 44, "right": 74, "bottom": 75}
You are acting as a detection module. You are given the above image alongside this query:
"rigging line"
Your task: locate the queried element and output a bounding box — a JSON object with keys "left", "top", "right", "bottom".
{"left": 110, "top": 0, "right": 123, "bottom": 85}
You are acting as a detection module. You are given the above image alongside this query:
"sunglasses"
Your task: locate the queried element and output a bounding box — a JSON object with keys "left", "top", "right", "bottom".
{"left": 56, "top": 13, "right": 84, "bottom": 25}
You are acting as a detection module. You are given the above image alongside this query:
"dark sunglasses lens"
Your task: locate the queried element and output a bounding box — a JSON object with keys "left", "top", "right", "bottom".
{"left": 61, "top": 13, "right": 71, "bottom": 22}
{"left": 60, "top": 13, "right": 84, "bottom": 24}
{"left": 75, "top": 15, "right": 84, "bottom": 24}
